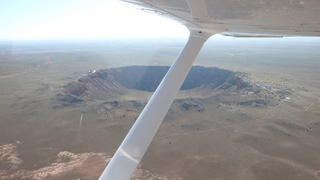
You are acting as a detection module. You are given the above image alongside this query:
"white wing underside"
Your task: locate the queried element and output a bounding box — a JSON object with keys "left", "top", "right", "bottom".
{"left": 99, "top": 1, "right": 320, "bottom": 179}
{"left": 121, "top": 0, "right": 320, "bottom": 37}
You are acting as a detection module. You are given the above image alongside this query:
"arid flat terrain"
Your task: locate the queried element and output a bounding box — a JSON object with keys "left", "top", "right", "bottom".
{"left": 0, "top": 37, "right": 320, "bottom": 180}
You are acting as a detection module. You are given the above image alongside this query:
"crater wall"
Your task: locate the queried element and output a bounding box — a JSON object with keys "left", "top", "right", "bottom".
{"left": 63, "top": 66, "right": 248, "bottom": 100}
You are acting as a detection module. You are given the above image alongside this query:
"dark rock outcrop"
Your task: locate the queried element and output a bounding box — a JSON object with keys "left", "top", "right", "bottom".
{"left": 237, "top": 99, "right": 268, "bottom": 107}
{"left": 180, "top": 102, "right": 205, "bottom": 112}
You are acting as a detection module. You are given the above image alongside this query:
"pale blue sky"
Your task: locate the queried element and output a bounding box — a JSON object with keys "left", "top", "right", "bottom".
{"left": 0, "top": 0, "right": 189, "bottom": 40}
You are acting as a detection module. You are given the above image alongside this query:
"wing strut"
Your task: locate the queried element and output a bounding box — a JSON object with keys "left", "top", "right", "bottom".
{"left": 99, "top": 29, "right": 214, "bottom": 180}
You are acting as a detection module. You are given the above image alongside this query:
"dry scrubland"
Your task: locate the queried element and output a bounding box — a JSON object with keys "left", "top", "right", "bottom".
{"left": 0, "top": 37, "right": 320, "bottom": 179}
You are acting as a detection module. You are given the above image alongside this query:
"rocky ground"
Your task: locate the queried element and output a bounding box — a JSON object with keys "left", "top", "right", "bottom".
{"left": 1, "top": 65, "right": 320, "bottom": 180}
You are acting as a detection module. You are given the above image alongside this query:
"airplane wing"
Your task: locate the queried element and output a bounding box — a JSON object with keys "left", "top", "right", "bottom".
{"left": 99, "top": 1, "right": 320, "bottom": 179}
{"left": 121, "top": 0, "right": 320, "bottom": 37}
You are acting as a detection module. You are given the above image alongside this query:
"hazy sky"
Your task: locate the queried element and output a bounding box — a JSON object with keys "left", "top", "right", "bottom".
{"left": 0, "top": 0, "right": 189, "bottom": 40}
